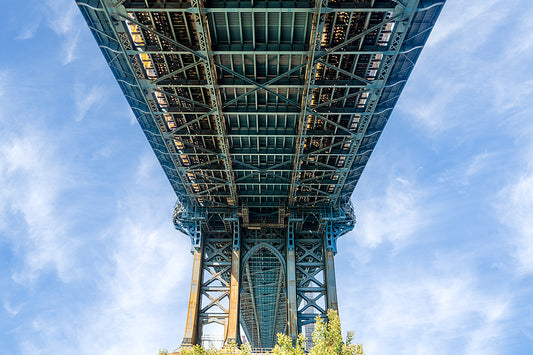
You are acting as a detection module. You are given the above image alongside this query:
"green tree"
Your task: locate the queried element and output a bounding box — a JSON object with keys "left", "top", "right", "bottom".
{"left": 180, "top": 344, "right": 219, "bottom": 355}
{"left": 308, "top": 310, "right": 364, "bottom": 355}
{"left": 272, "top": 309, "right": 364, "bottom": 355}
{"left": 169, "top": 310, "right": 363, "bottom": 355}
{"left": 271, "top": 333, "right": 307, "bottom": 355}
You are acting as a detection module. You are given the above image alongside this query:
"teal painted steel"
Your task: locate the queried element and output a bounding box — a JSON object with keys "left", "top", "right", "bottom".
{"left": 78, "top": 0, "right": 445, "bottom": 349}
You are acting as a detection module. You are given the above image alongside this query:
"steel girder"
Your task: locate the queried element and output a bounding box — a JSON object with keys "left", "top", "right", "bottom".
{"left": 78, "top": 0, "right": 445, "bottom": 221}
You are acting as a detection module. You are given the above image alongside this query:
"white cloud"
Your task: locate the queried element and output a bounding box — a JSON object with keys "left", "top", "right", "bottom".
{"left": 399, "top": 77, "right": 466, "bottom": 134}
{"left": 16, "top": 18, "right": 42, "bottom": 40}
{"left": 0, "top": 73, "right": 80, "bottom": 283}
{"left": 45, "top": 0, "right": 77, "bottom": 35}
{"left": 2, "top": 297, "right": 21, "bottom": 316}
{"left": 352, "top": 176, "right": 432, "bottom": 251}
{"left": 74, "top": 83, "right": 105, "bottom": 121}
{"left": 427, "top": 0, "right": 504, "bottom": 49}
{"left": 10, "top": 153, "right": 193, "bottom": 355}
{"left": 497, "top": 168, "right": 533, "bottom": 276}
{"left": 45, "top": 0, "right": 82, "bottom": 64}
{"left": 438, "top": 151, "right": 495, "bottom": 186}
{"left": 340, "top": 265, "right": 510, "bottom": 355}
{"left": 0, "top": 131, "right": 80, "bottom": 283}
{"left": 62, "top": 29, "right": 81, "bottom": 65}
{"left": 399, "top": 0, "right": 532, "bottom": 136}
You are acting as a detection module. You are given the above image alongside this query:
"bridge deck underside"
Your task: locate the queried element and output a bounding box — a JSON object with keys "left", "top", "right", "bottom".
{"left": 78, "top": 0, "right": 444, "bottom": 349}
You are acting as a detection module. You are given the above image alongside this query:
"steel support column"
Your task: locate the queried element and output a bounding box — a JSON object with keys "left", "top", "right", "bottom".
{"left": 225, "top": 248, "right": 241, "bottom": 344}
{"left": 287, "top": 218, "right": 298, "bottom": 342}
{"left": 183, "top": 247, "right": 203, "bottom": 346}
{"left": 286, "top": 224, "right": 298, "bottom": 341}
{"left": 287, "top": 250, "right": 298, "bottom": 339}
{"left": 324, "top": 249, "right": 338, "bottom": 311}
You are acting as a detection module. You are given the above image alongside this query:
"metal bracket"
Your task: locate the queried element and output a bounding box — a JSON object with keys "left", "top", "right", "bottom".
{"left": 224, "top": 213, "right": 240, "bottom": 250}
{"left": 287, "top": 213, "right": 304, "bottom": 251}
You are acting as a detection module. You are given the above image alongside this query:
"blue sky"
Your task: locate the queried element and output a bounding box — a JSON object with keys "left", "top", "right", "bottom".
{"left": 1, "top": 0, "right": 532, "bottom": 354}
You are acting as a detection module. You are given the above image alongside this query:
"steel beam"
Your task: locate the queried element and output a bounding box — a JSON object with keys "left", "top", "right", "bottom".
{"left": 122, "top": 4, "right": 396, "bottom": 13}
{"left": 331, "top": 0, "right": 422, "bottom": 204}
{"left": 286, "top": 224, "right": 298, "bottom": 343}
{"left": 324, "top": 249, "right": 338, "bottom": 311}
{"left": 225, "top": 248, "right": 240, "bottom": 344}
{"left": 183, "top": 247, "right": 203, "bottom": 346}
{"left": 289, "top": 0, "right": 328, "bottom": 206}
{"left": 191, "top": 0, "right": 238, "bottom": 206}
{"left": 136, "top": 49, "right": 395, "bottom": 55}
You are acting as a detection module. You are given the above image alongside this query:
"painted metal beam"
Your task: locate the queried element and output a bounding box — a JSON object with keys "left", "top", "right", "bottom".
{"left": 289, "top": 0, "right": 327, "bottom": 206}
{"left": 183, "top": 247, "right": 203, "bottom": 346}
{"left": 190, "top": 0, "right": 238, "bottom": 206}
{"left": 122, "top": 2, "right": 396, "bottom": 13}
{"left": 286, "top": 224, "right": 298, "bottom": 343}
{"left": 225, "top": 248, "right": 240, "bottom": 344}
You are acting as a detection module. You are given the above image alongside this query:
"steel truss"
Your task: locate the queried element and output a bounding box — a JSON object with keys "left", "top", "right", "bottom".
{"left": 78, "top": 0, "right": 445, "bottom": 350}
{"left": 178, "top": 206, "right": 353, "bottom": 350}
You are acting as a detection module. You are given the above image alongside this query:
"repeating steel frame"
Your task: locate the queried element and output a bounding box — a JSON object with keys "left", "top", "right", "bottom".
{"left": 78, "top": 0, "right": 445, "bottom": 350}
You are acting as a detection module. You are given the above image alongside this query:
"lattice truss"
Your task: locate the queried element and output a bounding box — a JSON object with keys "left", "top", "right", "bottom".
{"left": 238, "top": 227, "right": 333, "bottom": 349}
{"left": 199, "top": 235, "right": 233, "bottom": 327}
{"left": 295, "top": 233, "right": 326, "bottom": 329}
{"left": 240, "top": 229, "right": 287, "bottom": 350}
{"left": 77, "top": 0, "right": 445, "bottom": 225}
{"left": 197, "top": 227, "right": 331, "bottom": 350}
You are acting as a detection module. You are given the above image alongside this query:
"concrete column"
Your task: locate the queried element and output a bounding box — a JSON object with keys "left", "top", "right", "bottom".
{"left": 324, "top": 249, "right": 338, "bottom": 311}
{"left": 225, "top": 248, "right": 241, "bottom": 344}
{"left": 287, "top": 249, "right": 298, "bottom": 341}
{"left": 182, "top": 248, "right": 203, "bottom": 346}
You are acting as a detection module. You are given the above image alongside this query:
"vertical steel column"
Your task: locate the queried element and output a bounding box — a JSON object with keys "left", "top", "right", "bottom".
{"left": 287, "top": 221, "right": 298, "bottom": 341}
{"left": 225, "top": 249, "right": 240, "bottom": 343}
{"left": 324, "top": 249, "right": 338, "bottom": 311}
{"left": 225, "top": 217, "right": 240, "bottom": 345}
{"left": 324, "top": 220, "right": 338, "bottom": 311}
{"left": 183, "top": 247, "right": 204, "bottom": 346}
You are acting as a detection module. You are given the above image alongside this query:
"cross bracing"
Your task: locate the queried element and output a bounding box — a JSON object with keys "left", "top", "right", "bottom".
{"left": 78, "top": 0, "right": 445, "bottom": 350}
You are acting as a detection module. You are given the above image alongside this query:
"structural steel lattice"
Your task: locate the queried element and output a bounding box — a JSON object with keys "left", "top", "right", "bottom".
{"left": 78, "top": 0, "right": 445, "bottom": 350}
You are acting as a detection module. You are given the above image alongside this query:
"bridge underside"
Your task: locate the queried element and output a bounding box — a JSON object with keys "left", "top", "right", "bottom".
{"left": 78, "top": 0, "right": 444, "bottom": 350}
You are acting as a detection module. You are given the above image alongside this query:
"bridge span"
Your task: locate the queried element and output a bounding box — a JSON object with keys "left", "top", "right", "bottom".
{"left": 78, "top": 0, "right": 444, "bottom": 350}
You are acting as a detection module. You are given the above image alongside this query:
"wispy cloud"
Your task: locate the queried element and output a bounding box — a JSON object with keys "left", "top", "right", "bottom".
{"left": 0, "top": 132, "right": 78, "bottom": 283}
{"left": 398, "top": 0, "right": 521, "bottom": 136}
{"left": 497, "top": 167, "right": 533, "bottom": 276}
{"left": 2, "top": 297, "right": 21, "bottom": 316}
{"left": 0, "top": 75, "right": 80, "bottom": 284}
{"left": 438, "top": 151, "right": 496, "bottom": 186}
{"left": 13, "top": 154, "right": 193, "bottom": 355}
{"left": 44, "top": 0, "right": 82, "bottom": 64}
{"left": 339, "top": 262, "right": 510, "bottom": 355}
{"left": 351, "top": 176, "right": 433, "bottom": 251}
{"left": 427, "top": 0, "right": 505, "bottom": 49}
{"left": 16, "top": 18, "right": 42, "bottom": 40}
{"left": 74, "top": 83, "right": 105, "bottom": 121}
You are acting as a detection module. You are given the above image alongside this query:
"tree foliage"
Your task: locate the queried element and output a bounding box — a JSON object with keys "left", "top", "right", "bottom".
{"left": 271, "top": 333, "right": 307, "bottom": 355}
{"left": 308, "top": 310, "right": 364, "bottom": 355}
{"left": 167, "top": 310, "right": 363, "bottom": 355}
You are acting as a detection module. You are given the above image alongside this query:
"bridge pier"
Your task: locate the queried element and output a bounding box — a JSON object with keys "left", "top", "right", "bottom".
{"left": 182, "top": 219, "right": 242, "bottom": 349}
{"left": 224, "top": 248, "right": 241, "bottom": 345}
{"left": 324, "top": 250, "right": 338, "bottom": 311}
{"left": 286, "top": 248, "right": 298, "bottom": 343}
{"left": 182, "top": 248, "right": 203, "bottom": 346}
{"left": 179, "top": 213, "right": 350, "bottom": 349}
